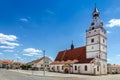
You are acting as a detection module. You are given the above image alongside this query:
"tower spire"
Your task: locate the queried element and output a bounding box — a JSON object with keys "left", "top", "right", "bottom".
{"left": 89, "top": 4, "right": 103, "bottom": 30}
{"left": 93, "top": 3, "right": 99, "bottom": 18}
{"left": 71, "top": 41, "right": 74, "bottom": 50}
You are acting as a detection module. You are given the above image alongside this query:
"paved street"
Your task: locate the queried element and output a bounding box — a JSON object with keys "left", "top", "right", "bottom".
{"left": 0, "top": 69, "right": 79, "bottom": 80}
{"left": 1, "top": 69, "right": 120, "bottom": 80}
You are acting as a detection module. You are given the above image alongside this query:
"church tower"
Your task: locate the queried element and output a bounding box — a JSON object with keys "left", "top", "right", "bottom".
{"left": 86, "top": 5, "right": 107, "bottom": 74}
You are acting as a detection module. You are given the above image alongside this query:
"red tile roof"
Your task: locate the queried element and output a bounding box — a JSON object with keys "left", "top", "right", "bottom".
{"left": 0, "top": 60, "right": 13, "bottom": 64}
{"left": 51, "top": 46, "right": 94, "bottom": 64}
{"left": 13, "top": 62, "right": 24, "bottom": 65}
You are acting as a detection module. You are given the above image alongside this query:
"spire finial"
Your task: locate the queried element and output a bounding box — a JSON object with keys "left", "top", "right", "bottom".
{"left": 95, "top": 3, "right": 96, "bottom": 8}
{"left": 93, "top": 3, "right": 99, "bottom": 17}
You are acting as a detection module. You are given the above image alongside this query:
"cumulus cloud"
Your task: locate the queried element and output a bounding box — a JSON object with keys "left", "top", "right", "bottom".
{"left": 106, "top": 19, "right": 120, "bottom": 28}
{"left": 0, "top": 33, "right": 19, "bottom": 49}
{"left": 20, "top": 18, "right": 28, "bottom": 22}
{"left": 4, "top": 50, "right": 14, "bottom": 52}
{"left": 23, "top": 48, "right": 42, "bottom": 56}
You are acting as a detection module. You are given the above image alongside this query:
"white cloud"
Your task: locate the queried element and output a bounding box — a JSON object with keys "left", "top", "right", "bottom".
{"left": 107, "top": 59, "right": 111, "bottom": 61}
{"left": 107, "top": 31, "right": 111, "bottom": 34}
{"left": 23, "top": 48, "right": 42, "bottom": 53}
{"left": 46, "top": 9, "right": 55, "bottom": 15}
{"left": 20, "top": 18, "right": 28, "bottom": 22}
{"left": 17, "top": 56, "right": 24, "bottom": 61}
{"left": 0, "top": 33, "right": 17, "bottom": 41}
{"left": 13, "top": 54, "right": 24, "bottom": 61}
{"left": 4, "top": 50, "right": 14, "bottom": 52}
{"left": 0, "top": 52, "right": 2, "bottom": 54}
{"left": 23, "top": 48, "right": 42, "bottom": 56}
{"left": 117, "top": 55, "right": 120, "bottom": 57}
{"left": 49, "top": 56, "right": 54, "bottom": 61}
{"left": 0, "top": 33, "right": 19, "bottom": 49}
{"left": 106, "top": 19, "right": 120, "bottom": 28}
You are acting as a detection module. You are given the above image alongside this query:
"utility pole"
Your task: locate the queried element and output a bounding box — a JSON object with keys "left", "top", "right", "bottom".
{"left": 17, "top": 57, "right": 19, "bottom": 70}
{"left": 43, "top": 50, "right": 45, "bottom": 77}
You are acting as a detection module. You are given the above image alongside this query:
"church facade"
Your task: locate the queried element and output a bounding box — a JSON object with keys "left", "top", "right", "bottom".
{"left": 50, "top": 6, "right": 107, "bottom": 75}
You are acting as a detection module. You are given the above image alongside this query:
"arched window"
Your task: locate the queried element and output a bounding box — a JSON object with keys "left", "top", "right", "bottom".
{"left": 85, "top": 65, "right": 87, "bottom": 71}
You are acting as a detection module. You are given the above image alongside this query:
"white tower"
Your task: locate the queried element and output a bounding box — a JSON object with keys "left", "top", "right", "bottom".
{"left": 86, "top": 6, "right": 107, "bottom": 74}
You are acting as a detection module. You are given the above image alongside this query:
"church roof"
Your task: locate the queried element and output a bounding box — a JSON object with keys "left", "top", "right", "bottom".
{"left": 51, "top": 46, "right": 94, "bottom": 64}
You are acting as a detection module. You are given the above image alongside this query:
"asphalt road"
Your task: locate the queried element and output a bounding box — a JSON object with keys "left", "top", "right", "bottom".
{"left": 0, "top": 69, "right": 79, "bottom": 80}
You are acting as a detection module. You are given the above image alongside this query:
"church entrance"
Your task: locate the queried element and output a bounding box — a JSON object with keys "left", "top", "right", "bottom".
{"left": 63, "top": 64, "right": 72, "bottom": 73}
{"left": 64, "top": 68, "right": 69, "bottom": 73}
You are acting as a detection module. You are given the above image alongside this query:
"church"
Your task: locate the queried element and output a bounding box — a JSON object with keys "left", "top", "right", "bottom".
{"left": 50, "top": 6, "right": 107, "bottom": 75}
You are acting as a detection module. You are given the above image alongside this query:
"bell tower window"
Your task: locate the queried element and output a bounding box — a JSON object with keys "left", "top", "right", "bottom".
{"left": 91, "top": 38, "right": 94, "bottom": 43}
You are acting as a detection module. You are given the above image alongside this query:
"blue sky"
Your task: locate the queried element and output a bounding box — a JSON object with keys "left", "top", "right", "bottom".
{"left": 0, "top": 0, "right": 120, "bottom": 64}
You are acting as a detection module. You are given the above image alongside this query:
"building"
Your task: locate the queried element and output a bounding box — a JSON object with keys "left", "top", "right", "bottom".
{"left": 107, "top": 64, "right": 120, "bottom": 74}
{"left": 27, "top": 56, "right": 52, "bottom": 70}
{"left": 12, "top": 62, "right": 24, "bottom": 69}
{"left": 50, "top": 6, "right": 107, "bottom": 75}
{"left": 0, "top": 60, "right": 13, "bottom": 69}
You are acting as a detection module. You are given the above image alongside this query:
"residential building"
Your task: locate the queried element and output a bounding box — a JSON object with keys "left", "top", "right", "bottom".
{"left": 107, "top": 64, "right": 120, "bottom": 74}
{"left": 27, "top": 56, "right": 52, "bottom": 70}
{"left": 50, "top": 5, "right": 107, "bottom": 75}
{"left": 0, "top": 60, "right": 13, "bottom": 69}
{"left": 12, "top": 62, "right": 24, "bottom": 69}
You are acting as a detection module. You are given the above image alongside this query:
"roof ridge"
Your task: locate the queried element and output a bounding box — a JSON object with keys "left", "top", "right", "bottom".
{"left": 59, "top": 46, "right": 86, "bottom": 53}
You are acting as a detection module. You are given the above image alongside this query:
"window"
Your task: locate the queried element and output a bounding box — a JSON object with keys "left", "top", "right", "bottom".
{"left": 92, "top": 27, "right": 94, "bottom": 30}
{"left": 62, "top": 66, "right": 64, "bottom": 70}
{"left": 91, "top": 46, "right": 94, "bottom": 49}
{"left": 57, "top": 66, "right": 59, "bottom": 70}
{"left": 85, "top": 65, "right": 87, "bottom": 71}
{"left": 97, "top": 66, "right": 99, "bottom": 71}
{"left": 103, "top": 39, "right": 105, "bottom": 43}
{"left": 75, "top": 66, "right": 77, "bottom": 70}
{"left": 91, "top": 38, "right": 94, "bottom": 43}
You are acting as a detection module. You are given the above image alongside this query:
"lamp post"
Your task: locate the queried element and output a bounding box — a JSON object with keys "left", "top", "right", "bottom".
{"left": 43, "top": 50, "right": 45, "bottom": 77}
